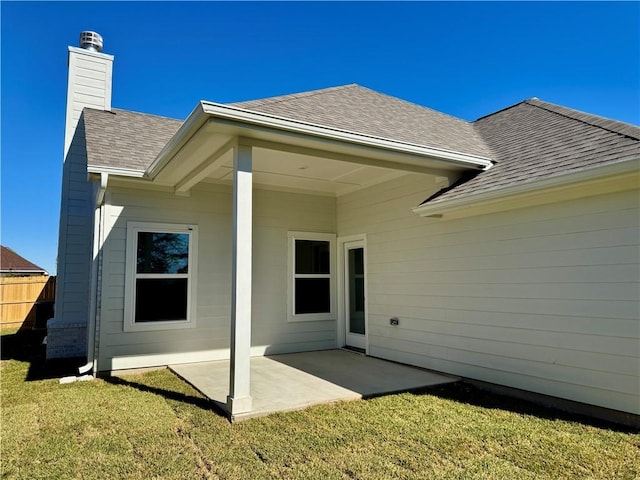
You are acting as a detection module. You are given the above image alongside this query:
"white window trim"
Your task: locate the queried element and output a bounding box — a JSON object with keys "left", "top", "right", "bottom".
{"left": 124, "top": 222, "right": 198, "bottom": 332}
{"left": 287, "top": 231, "right": 336, "bottom": 323}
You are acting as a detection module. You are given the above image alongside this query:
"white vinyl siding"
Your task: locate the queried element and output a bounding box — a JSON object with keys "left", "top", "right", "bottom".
{"left": 50, "top": 119, "right": 95, "bottom": 358}
{"left": 97, "top": 183, "right": 336, "bottom": 370}
{"left": 337, "top": 173, "right": 640, "bottom": 415}
{"left": 93, "top": 167, "right": 639, "bottom": 415}
{"left": 64, "top": 48, "right": 112, "bottom": 155}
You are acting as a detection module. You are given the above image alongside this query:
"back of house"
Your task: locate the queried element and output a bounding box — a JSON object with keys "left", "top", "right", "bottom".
{"left": 48, "top": 32, "right": 640, "bottom": 423}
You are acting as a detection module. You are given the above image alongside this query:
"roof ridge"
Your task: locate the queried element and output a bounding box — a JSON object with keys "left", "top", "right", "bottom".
{"left": 525, "top": 99, "right": 640, "bottom": 141}
{"left": 474, "top": 99, "right": 530, "bottom": 122}
{"left": 230, "top": 84, "right": 359, "bottom": 108}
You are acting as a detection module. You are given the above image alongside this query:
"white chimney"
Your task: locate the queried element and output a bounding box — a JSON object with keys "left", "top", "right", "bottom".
{"left": 48, "top": 32, "right": 114, "bottom": 361}
{"left": 64, "top": 31, "right": 113, "bottom": 156}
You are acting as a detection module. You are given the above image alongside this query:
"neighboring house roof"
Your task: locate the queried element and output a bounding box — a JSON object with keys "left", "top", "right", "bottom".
{"left": 423, "top": 98, "right": 640, "bottom": 205}
{"left": 84, "top": 108, "right": 182, "bottom": 172}
{"left": 81, "top": 85, "right": 640, "bottom": 204}
{"left": 0, "top": 246, "right": 47, "bottom": 274}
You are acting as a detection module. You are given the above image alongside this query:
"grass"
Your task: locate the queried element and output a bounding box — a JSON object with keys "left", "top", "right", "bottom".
{"left": 1, "top": 328, "right": 639, "bottom": 479}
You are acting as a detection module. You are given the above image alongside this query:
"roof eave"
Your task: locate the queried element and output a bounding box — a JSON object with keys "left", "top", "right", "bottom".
{"left": 87, "top": 165, "right": 146, "bottom": 177}
{"left": 413, "top": 157, "right": 640, "bottom": 218}
{"left": 146, "top": 103, "right": 210, "bottom": 178}
{"left": 147, "top": 101, "right": 494, "bottom": 180}
{"left": 1, "top": 269, "right": 48, "bottom": 275}
{"left": 201, "top": 102, "right": 494, "bottom": 169}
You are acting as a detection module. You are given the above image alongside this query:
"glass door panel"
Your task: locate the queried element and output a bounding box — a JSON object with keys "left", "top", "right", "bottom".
{"left": 344, "top": 241, "right": 366, "bottom": 350}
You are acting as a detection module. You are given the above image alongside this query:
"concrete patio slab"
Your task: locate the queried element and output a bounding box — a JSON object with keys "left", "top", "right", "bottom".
{"left": 169, "top": 349, "right": 457, "bottom": 421}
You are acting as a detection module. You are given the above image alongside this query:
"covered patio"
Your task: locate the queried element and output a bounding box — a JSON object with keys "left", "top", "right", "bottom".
{"left": 170, "top": 349, "right": 457, "bottom": 421}
{"left": 139, "top": 98, "right": 489, "bottom": 419}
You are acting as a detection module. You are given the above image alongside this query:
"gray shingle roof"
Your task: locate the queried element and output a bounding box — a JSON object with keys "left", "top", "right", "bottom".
{"left": 82, "top": 88, "right": 639, "bottom": 206}
{"left": 232, "top": 84, "right": 492, "bottom": 158}
{"left": 84, "top": 84, "right": 492, "bottom": 172}
{"left": 84, "top": 108, "right": 182, "bottom": 171}
{"left": 424, "top": 99, "right": 640, "bottom": 205}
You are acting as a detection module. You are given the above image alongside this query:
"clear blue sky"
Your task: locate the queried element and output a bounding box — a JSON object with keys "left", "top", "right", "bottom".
{"left": 2, "top": 1, "right": 639, "bottom": 274}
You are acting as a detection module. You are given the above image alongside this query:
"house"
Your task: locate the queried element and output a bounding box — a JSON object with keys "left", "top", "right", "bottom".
{"left": 48, "top": 32, "right": 639, "bottom": 421}
{"left": 1, "top": 246, "right": 48, "bottom": 277}
{"left": 1, "top": 246, "right": 54, "bottom": 328}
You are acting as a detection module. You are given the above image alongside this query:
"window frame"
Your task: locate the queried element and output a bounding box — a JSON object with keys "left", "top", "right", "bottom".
{"left": 124, "top": 222, "right": 198, "bottom": 332}
{"left": 287, "top": 231, "right": 336, "bottom": 323}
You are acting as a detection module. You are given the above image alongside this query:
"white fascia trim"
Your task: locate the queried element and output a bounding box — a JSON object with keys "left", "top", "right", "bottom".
{"left": 147, "top": 103, "right": 209, "bottom": 178}
{"left": 413, "top": 158, "right": 640, "bottom": 217}
{"left": 200, "top": 102, "right": 494, "bottom": 170}
{"left": 87, "top": 165, "right": 146, "bottom": 178}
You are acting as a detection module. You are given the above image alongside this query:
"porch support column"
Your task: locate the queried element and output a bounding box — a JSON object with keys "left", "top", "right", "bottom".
{"left": 227, "top": 142, "right": 253, "bottom": 416}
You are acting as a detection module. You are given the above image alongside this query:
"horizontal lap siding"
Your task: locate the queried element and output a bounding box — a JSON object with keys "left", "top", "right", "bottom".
{"left": 252, "top": 191, "right": 336, "bottom": 353}
{"left": 337, "top": 174, "right": 639, "bottom": 414}
{"left": 98, "top": 184, "right": 336, "bottom": 370}
{"left": 55, "top": 123, "right": 93, "bottom": 331}
{"left": 56, "top": 50, "right": 113, "bottom": 335}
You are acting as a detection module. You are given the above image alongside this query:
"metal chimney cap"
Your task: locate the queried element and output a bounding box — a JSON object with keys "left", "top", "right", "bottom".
{"left": 79, "top": 31, "right": 103, "bottom": 53}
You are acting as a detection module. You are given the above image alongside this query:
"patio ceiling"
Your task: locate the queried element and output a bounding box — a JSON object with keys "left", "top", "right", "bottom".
{"left": 194, "top": 145, "right": 410, "bottom": 196}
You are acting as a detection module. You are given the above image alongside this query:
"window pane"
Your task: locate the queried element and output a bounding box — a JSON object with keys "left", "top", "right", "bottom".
{"left": 137, "top": 232, "right": 189, "bottom": 274}
{"left": 295, "top": 240, "right": 330, "bottom": 274}
{"left": 349, "top": 248, "right": 365, "bottom": 313}
{"left": 354, "top": 278, "right": 365, "bottom": 312}
{"left": 135, "top": 278, "right": 188, "bottom": 322}
{"left": 348, "top": 248, "right": 365, "bottom": 334}
{"left": 295, "top": 278, "right": 330, "bottom": 314}
{"left": 349, "top": 277, "right": 365, "bottom": 334}
{"left": 351, "top": 247, "right": 364, "bottom": 275}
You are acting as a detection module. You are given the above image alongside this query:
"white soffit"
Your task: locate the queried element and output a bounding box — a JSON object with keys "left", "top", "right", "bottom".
{"left": 204, "top": 147, "right": 410, "bottom": 196}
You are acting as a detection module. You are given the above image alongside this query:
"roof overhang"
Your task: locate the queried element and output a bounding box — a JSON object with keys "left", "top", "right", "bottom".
{"left": 143, "top": 101, "right": 493, "bottom": 188}
{"left": 413, "top": 158, "right": 640, "bottom": 220}
{"left": 1, "top": 269, "right": 48, "bottom": 275}
{"left": 87, "top": 165, "right": 146, "bottom": 177}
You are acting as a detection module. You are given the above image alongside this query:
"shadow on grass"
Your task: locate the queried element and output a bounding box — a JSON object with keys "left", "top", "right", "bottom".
{"left": 101, "top": 374, "right": 228, "bottom": 420}
{"left": 3, "top": 329, "right": 636, "bottom": 431}
{"left": 0, "top": 328, "right": 85, "bottom": 381}
{"left": 409, "top": 382, "right": 639, "bottom": 434}
{"left": 1, "top": 329, "right": 228, "bottom": 419}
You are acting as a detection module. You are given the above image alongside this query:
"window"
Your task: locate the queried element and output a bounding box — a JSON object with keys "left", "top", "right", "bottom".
{"left": 124, "top": 222, "right": 198, "bottom": 331}
{"left": 288, "top": 232, "right": 336, "bottom": 322}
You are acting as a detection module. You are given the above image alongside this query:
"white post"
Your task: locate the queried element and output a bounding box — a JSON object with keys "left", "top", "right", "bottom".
{"left": 227, "top": 143, "right": 253, "bottom": 415}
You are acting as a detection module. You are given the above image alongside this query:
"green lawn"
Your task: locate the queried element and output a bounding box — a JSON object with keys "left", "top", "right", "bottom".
{"left": 1, "top": 328, "right": 638, "bottom": 480}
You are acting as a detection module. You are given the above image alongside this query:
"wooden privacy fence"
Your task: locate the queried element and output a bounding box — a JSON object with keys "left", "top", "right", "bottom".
{"left": 0, "top": 276, "right": 56, "bottom": 329}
